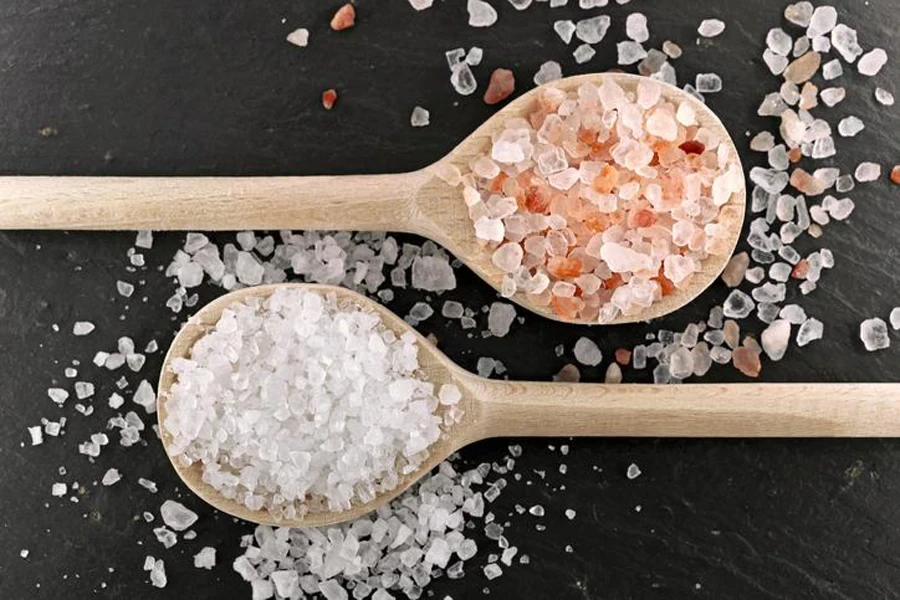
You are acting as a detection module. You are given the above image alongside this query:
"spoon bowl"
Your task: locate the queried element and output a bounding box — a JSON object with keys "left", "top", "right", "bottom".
{"left": 158, "top": 284, "right": 899, "bottom": 528}
{"left": 0, "top": 73, "right": 744, "bottom": 325}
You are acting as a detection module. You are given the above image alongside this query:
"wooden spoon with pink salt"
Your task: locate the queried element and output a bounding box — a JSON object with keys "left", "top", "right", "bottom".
{"left": 0, "top": 73, "right": 745, "bottom": 324}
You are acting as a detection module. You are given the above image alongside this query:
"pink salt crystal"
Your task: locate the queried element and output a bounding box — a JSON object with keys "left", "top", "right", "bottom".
{"left": 798, "top": 82, "right": 818, "bottom": 110}
{"left": 723, "top": 320, "right": 740, "bottom": 349}
{"left": 783, "top": 52, "right": 821, "bottom": 84}
{"left": 484, "top": 69, "right": 515, "bottom": 105}
{"left": 732, "top": 345, "right": 762, "bottom": 378}
{"left": 646, "top": 109, "right": 678, "bottom": 141}
{"left": 553, "top": 364, "right": 581, "bottom": 382}
{"left": 721, "top": 252, "right": 749, "bottom": 287}
{"left": 491, "top": 243, "right": 523, "bottom": 273}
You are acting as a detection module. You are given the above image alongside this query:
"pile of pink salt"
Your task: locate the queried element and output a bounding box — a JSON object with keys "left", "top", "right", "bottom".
{"left": 461, "top": 78, "right": 742, "bottom": 323}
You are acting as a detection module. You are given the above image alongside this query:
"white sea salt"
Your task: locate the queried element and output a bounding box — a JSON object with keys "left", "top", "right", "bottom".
{"left": 875, "top": 88, "right": 895, "bottom": 106}
{"left": 467, "top": 0, "right": 498, "bottom": 28}
{"left": 626, "top": 463, "right": 641, "bottom": 479}
{"left": 135, "top": 230, "right": 153, "bottom": 249}
{"left": 51, "top": 482, "right": 66, "bottom": 496}
{"left": 573, "top": 337, "right": 602, "bottom": 366}
{"left": 534, "top": 61, "right": 563, "bottom": 85}
{"left": 837, "top": 116, "right": 864, "bottom": 137}
{"left": 574, "top": 44, "right": 596, "bottom": 64}
{"left": 164, "top": 288, "right": 460, "bottom": 517}
{"left": 160, "top": 500, "right": 198, "bottom": 531}
{"left": 796, "top": 318, "right": 823, "bottom": 347}
{"left": 286, "top": 28, "right": 309, "bottom": 48}
{"left": 409, "top": 0, "right": 434, "bottom": 10}
{"left": 626, "top": 13, "right": 649, "bottom": 43}
{"left": 102, "top": 468, "right": 121, "bottom": 486}
{"left": 697, "top": 19, "right": 725, "bottom": 38}
{"left": 487, "top": 303, "right": 516, "bottom": 337}
{"left": 575, "top": 16, "right": 611, "bottom": 44}
{"left": 890, "top": 308, "right": 900, "bottom": 331}
{"left": 806, "top": 5, "right": 837, "bottom": 37}
{"left": 411, "top": 106, "right": 430, "bottom": 127}
{"left": 194, "top": 547, "right": 217, "bottom": 570}
{"left": 860, "top": 318, "right": 890, "bottom": 352}
{"left": 73, "top": 321, "right": 95, "bottom": 336}
{"left": 857, "top": 48, "right": 887, "bottom": 76}
{"left": 28, "top": 426, "right": 43, "bottom": 446}
{"left": 854, "top": 162, "right": 881, "bottom": 183}
{"left": 553, "top": 20, "right": 576, "bottom": 44}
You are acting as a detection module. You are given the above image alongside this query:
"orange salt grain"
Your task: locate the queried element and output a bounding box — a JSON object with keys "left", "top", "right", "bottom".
{"left": 483, "top": 68, "right": 515, "bottom": 105}
{"left": 678, "top": 140, "right": 705, "bottom": 154}
{"left": 551, "top": 296, "right": 583, "bottom": 320}
{"left": 653, "top": 269, "right": 676, "bottom": 296}
{"left": 790, "top": 259, "right": 809, "bottom": 279}
{"left": 330, "top": 3, "right": 356, "bottom": 31}
{"left": 788, "top": 147, "right": 802, "bottom": 163}
{"left": 891, "top": 165, "right": 900, "bottom": 184}
{"left": 628, "top": 209, "right": 656, "bottom": 229}
{"left": 615, "top": 348, "right": 632, "bottom": 366}
{"left": 490, "top": 172, "right": 508, "bottom": 194}
{"left": 583, "top": 214, "right": 610, "bottom": 232}
{"left": 523, "top": 187, "right": 551, "bottom": 213}
{"left": 548, "top": 256, "right": 582, "bottom": 279}
{"left": 603, "top": 273, "right": 624, "bottom": 291}
{"left": 322, "top": 89, "right": 338, "bottom": 110}
{"left": 592, "top": 165, "right": 618, "bottom": 193}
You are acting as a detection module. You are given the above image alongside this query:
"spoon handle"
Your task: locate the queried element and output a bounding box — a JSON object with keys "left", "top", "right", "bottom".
{"left": 477, "top": 381, "right": 900, "bottom": 438}
{"left": 0, "top": 174, "right": 426, "bottom": 231}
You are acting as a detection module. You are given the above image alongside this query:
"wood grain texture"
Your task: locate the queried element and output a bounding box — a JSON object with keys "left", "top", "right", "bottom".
{"left": 0, "top": 73, "right": 744, "bottom": 326}
{"left": 157, "top": 284, "right": 900, "bottom": 528}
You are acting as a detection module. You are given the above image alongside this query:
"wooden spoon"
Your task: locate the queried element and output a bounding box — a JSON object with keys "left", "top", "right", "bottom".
{"left": 0, "top": 73, "right": 744, "bottom": 325}
{"left": 157, "top": 283, "right": 899, "bottom": 528}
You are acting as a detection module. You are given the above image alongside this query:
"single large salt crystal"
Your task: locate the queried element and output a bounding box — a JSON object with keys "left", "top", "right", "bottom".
{"left": 721, "top": 252, "right": 749, "bottom": 287}
{"left": 783, "top": 52, "right": 820, "bottom": 84}
{"left": 484, "top": 69, "right": 515, "bottom": 104}
{"left": 573, "top": 337, "right": 602, "bottom": 366}
{"left": 761, "top": 319, "right": 790, "bottom": 361}
{"left": 534, "top": 61, "right": 563, "bottom": 85}
{"left": 600, "top": 243, "right": 653, "bottom": 273}
{"left": 860, "top": 318, "right": 890, "bottom": 351}
{"left": 645, "top": 109, "right": 677, "bottom": 141}
{"left": 575, "top": 15, "right": 611, "bottom": 44}
{"left": 858, "top": 48, "right": 887, "bottom": 76}
{"left": 467, "top": 0, "right": 497, "bottom": 27}
{"left": 286, "top": 28, "right": 309, "bottom": 47}
{"left": 697, "top": 19, "right": 725, "bottom": 38}
{"left": 806, "top": 5, "right": 836, "bottom": 37}
{"left": 854, "top": 162, "right": 881, "bottom": 183}
{"left": 626, "top": 13, "right": 649, "bottom": 42}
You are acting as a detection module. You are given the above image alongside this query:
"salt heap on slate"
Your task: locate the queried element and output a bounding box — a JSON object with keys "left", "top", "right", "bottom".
{"left": 163, "top": 288, "right": 463, "bottom": 518}
{"left": 461, "top": 78, "right": 741, "bottom": 322}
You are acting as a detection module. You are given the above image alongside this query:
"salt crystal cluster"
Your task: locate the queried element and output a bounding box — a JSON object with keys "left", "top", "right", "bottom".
{"left": 162, "top": 288, "right": 462, "bottom": 518}
{"left": 462, "top": 79, "right": 741, "bottom": 322}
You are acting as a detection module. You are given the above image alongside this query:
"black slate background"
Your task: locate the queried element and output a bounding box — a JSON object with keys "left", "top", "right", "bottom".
{"left": 1, "top": 0, "right": 899, "bottom": 598}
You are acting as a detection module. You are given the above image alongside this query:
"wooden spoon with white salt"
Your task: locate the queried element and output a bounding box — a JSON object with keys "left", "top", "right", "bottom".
{"left": 157, "top": 283, "right": 900, "bottom": 528}
{"left": 0, "top": 73, "right": 745, "bottom": 325}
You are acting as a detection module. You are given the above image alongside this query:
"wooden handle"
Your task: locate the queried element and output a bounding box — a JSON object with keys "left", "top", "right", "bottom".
{"left": 0, "top": 173, "right": 427, "bottom": 231}
{"left": 477, "top": 382, "right": 900, "bottom": 437}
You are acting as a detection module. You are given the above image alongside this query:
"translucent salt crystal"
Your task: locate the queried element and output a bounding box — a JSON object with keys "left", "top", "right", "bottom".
{"left": 409, "top": 0, "right": 434, "bottom": 9}
{"left": 779, "top": 304, "right": 807, "bottom": 325}
{"left": 784, "top": 52, "right": 820, "bottom": 84}
{"left": 761, "top": 319, "right": 790, "bottom": 361}
{"left": 626, "top": 463, "right": 641, "bottom": 479}
{"left": 466, "top": 47, "right": 484, "bottom": 67}
{"left": 793, "top": 36, "right": 809, "bottom": 58}
{"left": 534, "top": 61, "right": 563, "bottom": 85}
{"left": 750, "top": 167, "right": 788, "bottom": 194}
{"left": 830, "top": 24, "right": 862, "bottom": 63}
{"left": 626, "top": 13, "right": 649, "bottom": 43}
{"left": 492, "top": 243, "right": 523, "bottom": 273}
{"left": 600, "top": 242, "right": 652, "bottom": 273}
{"left": 890, "top": 308, "right": 900, "bottom": 331}
{"left": 48, "top": 387, "right": 69, "bottom": 405}
{"left": 446, "top": 47, "right": 466, "bottom": 68}
{"left": 822, "top": 59, "right": 842, "bottom": 81}
{"left": 575, "top": 16, "right": 611, "bottom": 44}
{"left": 467, "top": 0, "right": 498, "bottom": 27}
{"left": 408, "top": 302, "right": 433, "bottom": 321}
{"left": 450, "top": 63, "right": 477, "bottom": 96}
{"left": 763, "top": 50, "right": 789, "bottom": 75}
{"left": 412, "top": 255, "right": 456, "bottom": 290}
{"left": 875, "top": 88, "right": 895, "bottom": 106}
{"left": 858, "top": 49, "right": 887, "bottom": 76}
{"left": 662, "top": 40, "right": 682, "bottom": 59}
{"left": 820, "top": 87, "right": 845, "bottom": 107}
{"left": 860, "top": 318, "right": 890, "bottom": 352}
{"left": 638, "top": 49, "right": 668, "bottom": 77}
{"left": 604, "top": 363, "right": 623, "bottom": 384}
{"left": 194, "top": 547, "right": 217, "bottom": 570}
{"left": 574, "top": 44, "right": 596, "bottom": 64}
{"left": 646, "top": 109, "right": 677, "bottom": 140}
{"left": 616, "top": 41, "right": 646, "bottom": 65}
{"left": 573, "top": 337, "right": 602, "bottom": 367}
{"left": 74, "top": 381, "right": 94, "bottom": 399}
{"left": 854, "top": 162, "right": 881, "bottom": 183}
{"left": 73, "top": 321, "right": 95, "bottom": 336}
{"left": 488, "top": 303, "right": 516, "bottom": 337}
{"left": 723, "top": 290, "right": 755, "bottom": 319}
{"left": 838, "top": 116, "right": 866, "bottom": 137}
{"left": 766, "top": 28, "right": 792, "bottom": 56}
{"left": 149, "top": 559, "right": 167, "bottom": 588}
{"left": 508, "top": 0, "right": 532, "bottom": 10}
{"left": 410, "top": 106, "right": 430, "bottom": 127}
{"left": 484, "top": 564, "right": 503, "bottom": 580}
{"left": 697, "top": 19, "right": 725, "bottom": 38}
{"left": 750, "top": 132, "right": 775, "bottom": 152}
{"left": 133, "top": 379, "right": 156, "bottom": 414}
{"left": 441, "top": 301, "right": 464, "bottom": 319}
{"left": 806, "top": 5, "right": 836, "bottom": 37}
{"left": 784, "top": 1, "right": 813, "bottom": 26}
{"left": 811, "top": 36, "right": 830, "bottom": 53}
{"left": 811, "top": 136, "right": 835, "bottom": 159}
{"left": 669, "top": 347, "right": 694, "bottom": 379}
{"left": 286, "top": 28, "right": 309, "bottom": 47}
{"left": 695, "top": 73, "right": 722, "bottom": 93}
{"left": 795, "top": 317, "right": 823, "bottom": 347}
{"left": 554, "top": 20, "right": 576, "bottom": 44}
{"left": 27, "top": 425, "right": 43, "bottom": 446}
{"left": 101, "top": 468, "right": 121, "bottom": 486}
{"left": 117, "top": 280, "right": 135, "bottom": 297}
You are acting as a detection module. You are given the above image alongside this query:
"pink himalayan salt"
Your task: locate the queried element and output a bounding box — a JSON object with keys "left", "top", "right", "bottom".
{"left": 783, "top": 52, "right": 821, "bottom": 84}
{"left": 732, "top": 343, "right": 762, "bottom": 377}
{"left": 465, "top": 79, "right": 740, "bottom": 322}
{"left": 484, "top": 69, "right": 516, "bottom": 105}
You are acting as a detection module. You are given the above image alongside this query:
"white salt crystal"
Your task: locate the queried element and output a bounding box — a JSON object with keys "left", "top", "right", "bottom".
{"left": 102, "top": 468, "right": 121, "bottom": 486}
{"left": 411, "top": 255, "right": 456, "bottom": 291}
{"left": 625, "top": 13, "right": 649, "bottom": 43}
{"left": 235, "top": 252, "right": 264, "bottom": 285}
{"left": 51, "top": 482, "right": 66, "bottom": 496}
{"left": 116, "top": 281, "right": 135, "bottom": 297}
{"left": 508, "top": 0, "right": 532, "bottom": 10}
{"left": 890, "top": 308, "right": 900, "bottom": 331}
{"left": 573, "top": 337, "right": 602, "bottom": 366}
{"left": 286, "top": 28, "right": 309, "bottom": 47}
{"left": 74, "top": 381, "right": 94, "bottom": 399}
{"left": 838, "top": 116, "right": 864, "bottom": 137}
{"left": 806, "top": 5, "right": 836, "bottom": 37}
{"left": 138, "top": 478, "right": 158, "bottom": 493}
{"left": 410, "top": 106, "right": 430, "bottom": 128}
{"left": 575, "top": 16, "right": 611, "bottom": 44}
{"left": 160, "top": 500, "right": 198, "bottom": 531}
{"left": 73, "top": 321, "right": 95, "bottom": 336}
{"left": 617, "top": 41, "right": 647, "bottom": 66}
{"left": 484, "top": 564, "right": 503, "bottom": 580}
{"left": 408, "top": 302, "right": 433, "bottom": 322}
{"left": 784, "top": 2, "right": 813, "bottom": 26}
{"left": 763, "top": 51, "right": 789, "bottom": 76}
{"left": 822, "top": 59, "right": 842, "bottom": 80}
{"left": 875, "top": 88, "right": 895, "bottom": 106}
{"left": 766, "top": 28, "right": 792, "bottom": 56}
{"left": 820, "top": 87, "right": 845, "bottom": 107}
{"left": 487, "top": 303, "right": 516, "bottom": 337}
{"left": 441, "top": 301, "right": 464, "bottom": 319}
{"left": 20, "top": 549, "right": 28, "bottom": 559}
{"left": 554, "top": 20, "right": 576, "bottom": 44}
{"left": 858, "top": 48, "right": 887, "bottom": 76}
{"left": 854, "top": 162, "right": 881, "bottom": 183}
{"left": 467, "top": 0, "right": 498, "bottom": 27}
{"left": 150, "top": 558, "right": 167, "bottom": 588}
{"left": 796, "top": 317, "right": 823, "bottom": 346}
{"left": 409, "top": 0, "right": 434, "bottom": 9}
{"left": 626, "top": 463, "right": 641, "bottom": 479}
{"left": 831, "top": 24, "right": 862, "bottom": 62}
{"left": 534, "top": 61, "right": 563, "bottom": 85}
{"left": 135, "top": 230, "right": 153, "bottom": 249}
{"left": 697, "top": 19, "right": 725, "bottom": 38}
{"left": 723, "top": 290, "right": 755, "bottom": 319}
{"left": 574, "top": 44, "right": 596, "bottom": 64}
{"left": 860, "top": 318, "right": 890, "bottom": 352}
{"left": 696, "top": 73, "right": 722, "bottom": 93}
{"left": 28, "top": 426, "right": 43, "bottom": 446}
{"left": 194, "top": 547, "right": 217, "bottom": 570}
{"left": 565, "top": 509, "right": 576, "bottom": 520}
{"left": 761, "top": 319, "right": 790, "bottom": 361}
{"left": 133, "top": 380, "right": 156, "bottom": 414}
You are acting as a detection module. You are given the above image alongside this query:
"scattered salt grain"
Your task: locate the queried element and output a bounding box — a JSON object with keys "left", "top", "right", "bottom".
{"left": 149, "top": 558, "right": 167, "bottom": 588}
{"left": 617, "top": 41, "right": 646, "bottom": 66}
{"left": 761, "top": 319, "right": 790, "bottom": 361}
{"left": 133, "top": 380, "right": 156, "bottom": 414}
{"left": 796, "top": 317, "right": 824, "bottom": 347}
{"left": 806, "top": 5, "right": 837, "bottom": 37}
{"left": 488, "top": 303, "right": 516, "bottom": 337}
{"left": 626, "top": 463, "right": 641, "bottom": 479}
{"left": 73, "top": 321, "right": 95, "bottom": 336}
{"left": 194, "top": 547, "right": 217, "bottom": 570}
{"left": 161, "top": 500, "right": 198, "bottom": 531}
{"left": 573, "top": 338, "right": 602, "bottom": 367}
{"left": 575, "top": 44, "right": 597, "bottom": 64}
{"left": 28, "top": 426, "right": 43, "bottom": 446}
{"left": 135, "top": 230, "right": 153, "bottom": 249}
{"left": 534, "top": 61, "right": 563, "bottom": 85}
{"left": 625, "top": 13, "right": 649, "bottom": 43}
{"left": 554, "top": 20, "right": 576, "bottom": 44}
{"left": 890, "top": 308, "right": 900, "bottom": 330}
{"left": 467, "top": 0, "right": 498, "bottom": 28}
{"left": 286, "top": 28, "right": 309, "bottom": 48}
{"left": 855, "top": 162, "right": 881, "bottom": 183}
{"left": 860, "top": 318, "right": 890, "bottom": 352}
{"left": 857, "top": 48, "right": 887, "bottom": 76}
{"left": 51, "top": 482, "right": 66, "bottom": 496}
{"left": 875, "top": 88, "right": 895, "bottom": 106}
{"left": 822, "top": 59, "right": 842, "bottom": 80}
{"left": 697, "top": 19, "right": 725, "bottom": 38}
{"left": 837, "top": 116, "right": 864, "bottom": 138}
{"left": 411, "top": 106, "right": 430, "bottom": 127}
{"left": 575, "top": 16, "right": 611, "bottom": 44}
{"left": 138, "top": 478, "right": 158, "bottom": 493}
{"left": 102, "top": 468, "right": 121, "bottom": 486}
{"left": 784, "top": 2, "right": 813, "bottom": 27}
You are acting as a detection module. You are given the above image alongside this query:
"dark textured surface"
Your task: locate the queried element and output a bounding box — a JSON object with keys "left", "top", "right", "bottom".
{"left": 1, "top": 1, "right": 899, "bottom": 598}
